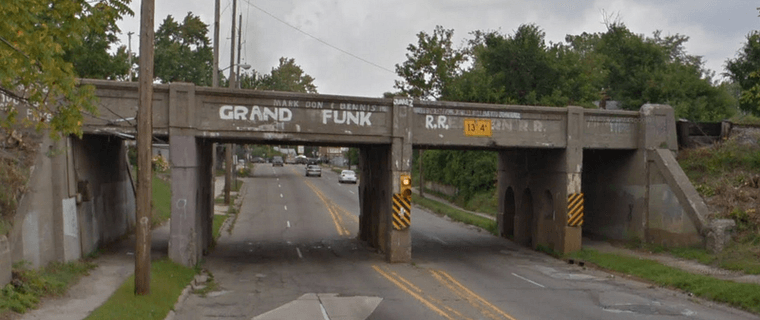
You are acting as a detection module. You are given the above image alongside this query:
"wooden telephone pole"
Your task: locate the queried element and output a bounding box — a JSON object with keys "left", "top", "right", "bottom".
{"left": 135, "top": 0, "right": 155, "bottom": 295}
{"left": 224, "top": 0, "right": 237, "bottom": 205}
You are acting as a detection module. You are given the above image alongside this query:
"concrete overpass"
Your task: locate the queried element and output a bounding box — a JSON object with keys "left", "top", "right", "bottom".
{"left": 34, "top": 79, "right": 708, "bottom": 267}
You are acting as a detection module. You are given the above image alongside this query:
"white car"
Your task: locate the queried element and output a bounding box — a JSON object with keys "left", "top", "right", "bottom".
{"left": 338, "top": 170, "right": 357, "bottom": 184}
{"left": 305, "top": 165, "right": 322, "bottom": 177}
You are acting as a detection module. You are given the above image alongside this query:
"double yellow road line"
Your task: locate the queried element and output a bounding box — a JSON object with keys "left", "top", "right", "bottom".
{"left": 303, "top": 179, "right": 357, "bottom": 236}
{"left": 373, "top": 265, "right": 518, "bottom": 320}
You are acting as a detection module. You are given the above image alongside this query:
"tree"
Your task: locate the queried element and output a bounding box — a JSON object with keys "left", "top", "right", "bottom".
{"left": 242, "top": 57, "right": 317, "bottom": 93}
{"left": 394, "top": 26, "right": 466, "bottom": 100}
{"left": 64, "top": 3, "right": 131, "bottom": 80}
{"left": 725, "top": 31, "right": 760, "bottom": 116}
{"left": 153, "top": 13, "right": 213, "bottom": 86}
{"left": 0, "top": 0, "right": 132, "bottom": 136}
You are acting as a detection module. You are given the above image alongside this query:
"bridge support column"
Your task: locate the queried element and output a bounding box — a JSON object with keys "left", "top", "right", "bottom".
{"left": 387, "top": 98, "right": 414, "bottom": 263}
{"left": 169, "top": 136, "right": 207, "bottom": 266}
{"left": 167, "top": 83, "right": 212, "bottom": 267}
{"left": 497, "top": 107, "right": 584, "bottom": 254}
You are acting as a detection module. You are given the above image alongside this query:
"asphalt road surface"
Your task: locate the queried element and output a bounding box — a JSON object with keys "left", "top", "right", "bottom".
{"left": 173, "top": 164, "right": 758, "bottom": 320}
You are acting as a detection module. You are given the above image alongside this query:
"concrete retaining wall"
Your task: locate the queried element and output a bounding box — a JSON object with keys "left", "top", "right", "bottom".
{"left": 423, "top": 181, "right": 458, "bottom": 197}
{"left": 10, "top": 134, "right": 136, "bottom": 269}
{"left": 646, "top": 149, "right": 706, "bottom": 246}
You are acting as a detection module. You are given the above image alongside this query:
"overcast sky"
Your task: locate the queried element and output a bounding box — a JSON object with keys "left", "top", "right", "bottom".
{"left": 116, "top": 0, "right": 759, "bottom": 98}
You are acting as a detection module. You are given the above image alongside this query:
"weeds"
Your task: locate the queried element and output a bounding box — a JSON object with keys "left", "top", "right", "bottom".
{"left": 412, "top": 194, "right": 497, "bottom": 235}
{"left": 0, "top": 260, "right": 96, "bottom": 314}
{"left": 570, "top": 249, "right": 760, "bottom": 314}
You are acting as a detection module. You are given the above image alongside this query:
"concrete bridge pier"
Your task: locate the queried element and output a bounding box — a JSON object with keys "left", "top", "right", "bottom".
{"left": 357, "top": 99, "right": 413, "bottom": 263}
{"left": 497, "top": 107, "right": 585, "bottom": 254}
{"left": 387, "top": 98, "right": 414, "bottom": 263}
{"left": 167, "top": 83, "right": 214, "bottom": 267}
{"left": 168, "top": 135, "right": 214, "bottom": 267}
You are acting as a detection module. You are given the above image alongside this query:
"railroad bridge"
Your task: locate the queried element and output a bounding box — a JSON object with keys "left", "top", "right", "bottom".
{"left": 8, "top": 79, "right": 710, "bottom": 267}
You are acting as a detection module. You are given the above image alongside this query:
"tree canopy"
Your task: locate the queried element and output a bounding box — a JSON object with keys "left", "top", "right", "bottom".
{"left": 64, "top": 4, "right": 131, "bottom": 81}
{"left": 394, "top": 25, "right": 466, "bottom": 100}
{"left": 0, "top": 0, "right": 132, "bottom": 136}
{"left": 726, "top": 30, "right": 760, "bottom": 116}
{"left": 241, "top": 57, "right": 317, "bottom": 93}
{"left": 153, "top": 13, "right": 213, "bottom": 86}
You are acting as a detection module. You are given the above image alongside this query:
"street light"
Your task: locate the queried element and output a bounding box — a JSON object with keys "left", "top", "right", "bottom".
{"left": 219, "top": 63, "right": 251, "bottom": 89}
{"left": 219, "top": 63, "right": 251, "bottom": 72}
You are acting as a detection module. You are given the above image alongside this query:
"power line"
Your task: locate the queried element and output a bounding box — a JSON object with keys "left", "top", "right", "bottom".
{"left": 240, "top": 0, "right": 395, "bottom": 74}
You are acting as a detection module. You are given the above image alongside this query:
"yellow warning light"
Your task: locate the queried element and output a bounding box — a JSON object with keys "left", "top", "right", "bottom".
{"left": 400, "top": 174, "right": 412, "bottom": 199}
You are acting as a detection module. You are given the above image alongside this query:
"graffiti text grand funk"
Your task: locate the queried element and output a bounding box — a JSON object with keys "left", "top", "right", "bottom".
{"left": 218, "top": 103, "right": 380, "bottom": 126}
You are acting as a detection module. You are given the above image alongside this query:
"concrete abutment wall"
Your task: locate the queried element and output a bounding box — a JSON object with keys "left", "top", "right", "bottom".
{"left": 9, "top": 134, "right": 135, "bottom": 273}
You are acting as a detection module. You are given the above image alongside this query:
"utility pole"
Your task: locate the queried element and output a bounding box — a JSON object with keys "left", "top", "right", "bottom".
{"left": 127, "top": 31, "right": 134, "bottom": 82}
{"left": 224, "top": 0, "right": 237, "bottom": 205}
{"left": 236, "top": 14, "right": 242, "bottom": 89}
{"left": 135, "top": 0, "right": 155, "bottom": 295}
{"left": 212, "top": 0, "right": 220, "bottom": 88}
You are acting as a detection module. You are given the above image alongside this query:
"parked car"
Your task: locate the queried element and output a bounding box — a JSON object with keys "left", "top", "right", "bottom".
{"left": 305, "top": 164, "right": 322, "bottom": 177}
{"left": 272, "top": 156, "right": 284, "bottom": 166}
{"left": 338, "top": 170, "right": 357, "bottom": 184}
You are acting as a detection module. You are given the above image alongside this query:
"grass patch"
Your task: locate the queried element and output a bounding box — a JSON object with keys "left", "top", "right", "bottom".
{"left": 1, "top": 260, "right": 96, "bottom": 314}
{"left": 151, "top": 174, "right": 172, "bottom": 227}
{"left": 212, "top": 214, "right": 228, "bottom": 241}
{"left": 84, "top": 259, "right": 196, "bottom": 320}
{"left": 569, "top": 249, "right": 760, "bottom": 314}
{"left": 412, "top": 194, "right": 497, "bottom": 235}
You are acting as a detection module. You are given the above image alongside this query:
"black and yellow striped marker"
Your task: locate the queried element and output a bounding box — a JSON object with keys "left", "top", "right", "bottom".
{"left": 567, "top": 193, "right": 584, "bottom": 227}
{"left": 392, "top": 193, "right": 411, "bottom": 230}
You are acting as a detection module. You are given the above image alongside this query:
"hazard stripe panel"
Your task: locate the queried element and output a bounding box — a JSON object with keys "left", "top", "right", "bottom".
{"left": 392, "top": 193, "right": 411, "bottom": 230}
{"left": 567, "top": 193, "right": 584, "bottom": 227}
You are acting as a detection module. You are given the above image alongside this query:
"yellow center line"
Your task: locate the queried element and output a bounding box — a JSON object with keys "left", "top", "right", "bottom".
{"left": 432, "top": 269, "right": 519, "bottom": 320}
{"left": 372, "top": 265, "right": 456, "bottom": 320}
{"left": 430, "top": 270, "right": 498, "bottom": 320}
{"left": 304, "top": 180, "right": 350, "bottom": 236}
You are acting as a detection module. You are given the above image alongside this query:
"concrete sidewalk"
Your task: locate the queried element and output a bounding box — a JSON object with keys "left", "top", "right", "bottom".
{"left": 16, "top": 175, "right": 232, "bottom": 320}
{"left": 18, "top": 224, "right": 170, "bottom": 320}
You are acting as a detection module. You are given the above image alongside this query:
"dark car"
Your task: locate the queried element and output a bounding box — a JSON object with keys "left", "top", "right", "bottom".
{"left": 272, "top": 156, "right": 284, "bottom": 167}
{"left": 305, "top": 164, "right": 322, "bottom": 177}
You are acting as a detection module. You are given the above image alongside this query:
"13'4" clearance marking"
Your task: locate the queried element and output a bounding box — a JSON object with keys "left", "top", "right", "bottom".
{"left": 463, "top": 118, "right": 492, "bottom": 137}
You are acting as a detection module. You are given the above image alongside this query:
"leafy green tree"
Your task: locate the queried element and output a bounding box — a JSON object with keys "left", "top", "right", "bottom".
{"left": 153, "top": 13, "right": 213, "bottom": 86}
{"left": 64, "top": 3, "right": 131, "bottom": 80}
{"left": 241, "top": 57, "right": 317, "bottom": 93}
{"left": 725, "top": 31, "right": 760, "bottom": 116}
{"left": 0, "top": 0, "right": 132, "bottom": 136}
{"left": 565, "top": 23, "right": 732, "bottom": 120}
{"left": 394, "top": 26, "right": 466, "bottom": 100}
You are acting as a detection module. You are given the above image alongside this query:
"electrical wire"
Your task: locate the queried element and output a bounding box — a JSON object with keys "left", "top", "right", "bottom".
{"left": 240, "top": 0, "right": 394, "bottom": 74}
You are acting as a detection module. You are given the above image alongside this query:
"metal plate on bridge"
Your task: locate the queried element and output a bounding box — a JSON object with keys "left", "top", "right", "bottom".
{"left": 463, "top": 118, "right": 492, "bottom": 137}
